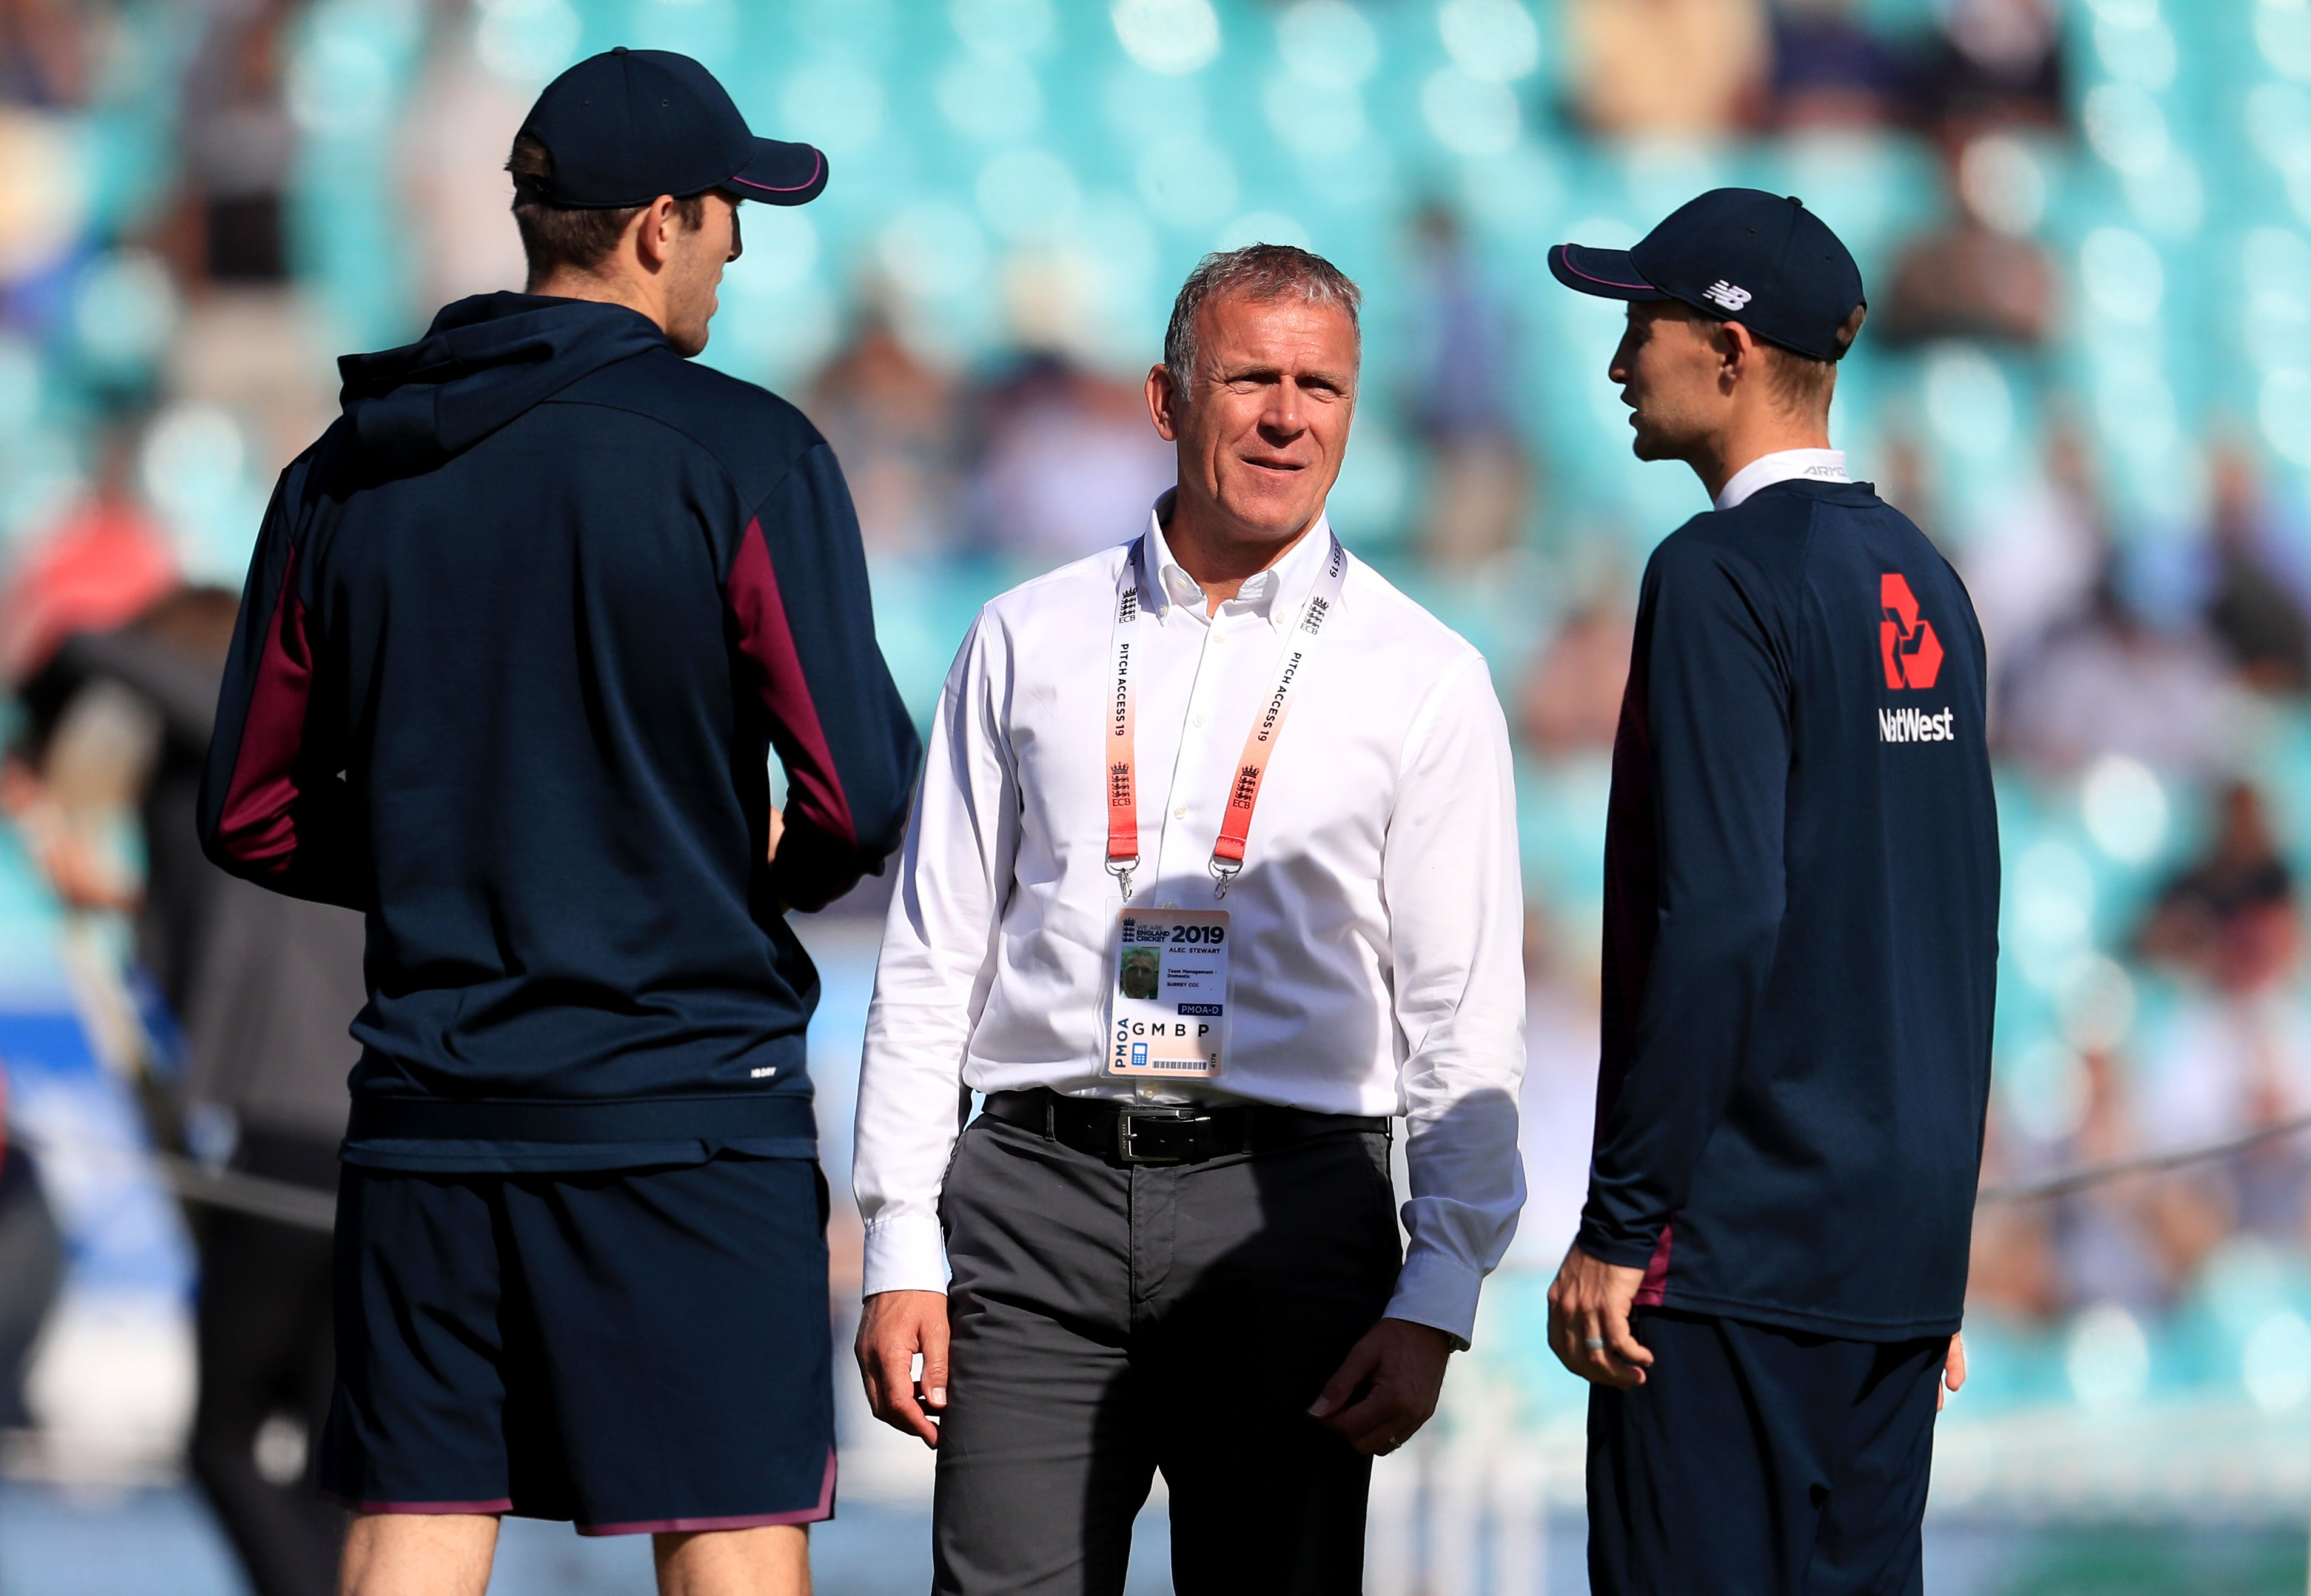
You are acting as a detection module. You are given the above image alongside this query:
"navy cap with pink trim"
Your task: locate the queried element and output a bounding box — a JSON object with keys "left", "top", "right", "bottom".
{"left": 518, "top": 47, "right": 828, "bottom": 210}
{"left": 1549, "top": 189, "right": 1866, "bottom": 363}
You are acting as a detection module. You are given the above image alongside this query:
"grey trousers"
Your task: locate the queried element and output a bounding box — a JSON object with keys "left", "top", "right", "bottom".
{"left": 933, "top": 1114, "right": 1403, "bottom": 1595}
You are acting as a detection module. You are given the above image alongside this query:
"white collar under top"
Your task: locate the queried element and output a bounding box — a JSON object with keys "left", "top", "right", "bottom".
{"left": 1713, "top": 448, "right": 1851, "bottom": 512}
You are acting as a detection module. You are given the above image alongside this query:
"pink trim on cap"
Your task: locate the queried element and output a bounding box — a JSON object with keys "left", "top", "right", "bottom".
{"left": 729, "top": 150, "right": 824, "bottom": 195}
{"left": 1554, "top": 247, "right": 1656, "bottom": 293}
{"left": 577, "top": 1449, "right": 837, "bottom": 1537}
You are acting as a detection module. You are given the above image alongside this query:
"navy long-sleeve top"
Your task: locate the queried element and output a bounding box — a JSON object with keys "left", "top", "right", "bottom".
{"left": 196, "top": 293, "right": 922, "bottom": 1171}
{"left": 1580, "top": 477, "right": 1999, "bottom": 1338}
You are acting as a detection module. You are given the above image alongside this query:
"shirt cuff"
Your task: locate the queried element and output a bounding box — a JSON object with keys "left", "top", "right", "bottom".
{"left": 1575, "top": 1214, "right": 1663, "bottom": 1272}
{"left": 1383, "top": 1246, "right": 1483, "bottom": 1349}
{"left": 861, "top": 1213, "right": 950, "bottom": 1298}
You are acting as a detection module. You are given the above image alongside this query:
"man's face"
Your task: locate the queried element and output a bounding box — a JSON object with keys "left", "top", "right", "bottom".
{"left": 662, "top": 193, "right": 742, "bottom": 358}
{"left": 1608, "top": 301, "right": 1729, "bottom": 463}
{"left": 1152, "top": 292, "right": 1359, "bottom": 546}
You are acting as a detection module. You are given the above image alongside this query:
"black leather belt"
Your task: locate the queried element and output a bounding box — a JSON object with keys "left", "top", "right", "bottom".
{"left": 981, "top": 1087, "right": 1388, "bottom": 1167}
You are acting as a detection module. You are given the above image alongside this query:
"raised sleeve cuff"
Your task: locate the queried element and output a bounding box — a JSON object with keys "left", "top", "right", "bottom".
{"left": 1383, "top": 1246, "right": 1484, "bottom": 1350}
{"left": 861, "top": 1212, "right": 951, "bottom": 1298}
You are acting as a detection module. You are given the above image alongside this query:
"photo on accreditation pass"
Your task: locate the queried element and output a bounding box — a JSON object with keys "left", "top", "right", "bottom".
{"left": 1119, "top": 945, "right": 1160, "bottom": 1001}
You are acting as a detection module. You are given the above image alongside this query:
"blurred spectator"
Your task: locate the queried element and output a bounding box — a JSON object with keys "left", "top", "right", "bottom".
{"left": 1879, "top": 138, "right": 2057, "bottom": 347}
{"left": 1566, "top": 0, "right": 1769, "bottom": 139}
{"left": 0, "top": 0, "right": 90, "bottom": 107}
{"left": 395, "top": 0, "right": 529, "bottom": 314}
{"left": 1403, "top": 202, "right": 1531, "bottom": 568}
{"left": 173, "top": 0, "right": 297, "bottom": 286}
{"left": 2202, "top": 444, "right": 2311, "bottom": 696}
{"left": 0, "top": 0, "right": 96, "bottom": 332}
{"left": 2133, "top": 783, "right": 2311, "bottom": 1256}
{"left": 16, "top": 589, "right": 363, "bottom": 1596}
{"left": 1518, "top": 599, "right": 1630, "bottom": 756}
{"left": 1962, "top": 423, "right": 2103, "bottom": 682}
{"left": 1911, "top": 0, "right": 2064, "bottom": 143}
{"left": 807, "top": 296, "right": 961, "bottom": 560}
{"left": 163, "top": 0, "right": 336, "bottom": 481}
{"left": 1768, "top": 0, "right": 1906, "bottom": 132}
{"left": 961, "top": 350, "right": 1172, "bottom": 566}
{"left": 0, "top": 424, "right": 178, "bottom": 682}
{"left": 1999, "top": 563, "right": 2236, "bottom": 777}
{"left": 2138, "top": 783, "right": 2296, "bottom": 988}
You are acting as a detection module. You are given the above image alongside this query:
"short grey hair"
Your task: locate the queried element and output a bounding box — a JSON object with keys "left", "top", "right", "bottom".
{"left": 1162, "top": 243, "right": 1363, "bottom": 394}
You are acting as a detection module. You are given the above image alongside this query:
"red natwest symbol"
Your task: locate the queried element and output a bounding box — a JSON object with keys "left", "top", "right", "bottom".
{"left": 1880, "top": 573, "right": 1944, "bottom": 690}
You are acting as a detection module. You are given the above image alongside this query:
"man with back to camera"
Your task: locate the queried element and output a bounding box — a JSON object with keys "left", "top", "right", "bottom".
{"left": 850, "top": 244, "right": 1529, "bottom": 1592}
{"left": 1544, "top": 191, "right": 2000, "bottom": 1594}
{"left": 196, "top": 48, "right": 921, "bottom": 1596}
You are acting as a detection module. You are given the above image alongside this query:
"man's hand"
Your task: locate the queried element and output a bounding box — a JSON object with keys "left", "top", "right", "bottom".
{"left": 1547, "top": 1242, "right": 1654, "bottom": 1388}
{"left": 1307, "top": 1317, "right": 1455, "bottom": 1455}
{"left": 1939, "top": 1331, "right": 1966, "bottom": 1411}
{"left": 855, "top": 1289, "right": 949, "bottom": 1448}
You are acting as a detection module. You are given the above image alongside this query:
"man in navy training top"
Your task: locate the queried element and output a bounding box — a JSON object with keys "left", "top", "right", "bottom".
{"left": 1544, "top": 190, "right": 1999, "bottom": 1594}
{"left": 197, "top": 49, "right": 919, "bottom": 1596}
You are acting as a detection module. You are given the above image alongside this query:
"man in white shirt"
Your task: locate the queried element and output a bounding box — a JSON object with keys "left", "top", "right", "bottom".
{"left": 852, "top": 244, "right": 1527, "bottom": 1592}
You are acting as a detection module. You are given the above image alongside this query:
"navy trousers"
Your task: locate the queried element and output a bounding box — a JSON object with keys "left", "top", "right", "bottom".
{"left": 1588, "top": 1308, "right": 1949, "bottom": 1596}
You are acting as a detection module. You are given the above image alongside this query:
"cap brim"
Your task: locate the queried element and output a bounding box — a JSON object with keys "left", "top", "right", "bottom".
{"left": 725, "top": 138, "right": 828, "bottom": 206}
{"left": 1548, "top": 243, "right": 1670, "bottom": 301}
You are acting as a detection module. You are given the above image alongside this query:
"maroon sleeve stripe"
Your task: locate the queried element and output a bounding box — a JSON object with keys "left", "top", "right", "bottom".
{"left": 215, "top": 544, "right": 315, "bottom": 868}
{"left": 728, "top": 517, "right": 859, "bottom": 850}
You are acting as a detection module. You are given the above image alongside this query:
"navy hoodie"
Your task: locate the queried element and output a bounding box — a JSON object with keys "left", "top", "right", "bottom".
{"left": 1579, "top": 478, "right": 1999, "bottom": 1339}
{"left": 197, "top": 293, "right": 922, "bottom": 1171}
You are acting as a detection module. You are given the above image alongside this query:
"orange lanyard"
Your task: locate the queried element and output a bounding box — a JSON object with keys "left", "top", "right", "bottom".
{"left": 1104, "top": 529, "right": 1348, "bottom": 901}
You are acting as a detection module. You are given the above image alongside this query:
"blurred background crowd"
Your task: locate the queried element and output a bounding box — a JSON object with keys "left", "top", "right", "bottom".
{"left": 1, "top": 0, "right": 2310, "bottom": 1591}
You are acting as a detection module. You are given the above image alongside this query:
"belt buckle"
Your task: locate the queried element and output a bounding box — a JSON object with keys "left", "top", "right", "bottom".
{"left": 1115, "top": 1106, "right": 1209, "bottom": 1165}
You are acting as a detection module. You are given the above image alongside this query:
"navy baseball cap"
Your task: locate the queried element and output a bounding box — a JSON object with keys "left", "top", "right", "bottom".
{"left": 518, "top": 47, "right": 828, "bottom": 209}
{"left": 1549, "top": 189, "right": 1865, "bottom": 362}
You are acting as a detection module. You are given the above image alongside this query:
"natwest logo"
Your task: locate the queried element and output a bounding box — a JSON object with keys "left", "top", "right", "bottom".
{"left": 1879, "top": 573, "right": 1944, "bottom": 690}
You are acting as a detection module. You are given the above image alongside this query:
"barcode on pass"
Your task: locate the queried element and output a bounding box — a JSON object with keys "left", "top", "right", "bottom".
{"left": 1153, "top": 1058, "right": 1206, "bottom": 1070}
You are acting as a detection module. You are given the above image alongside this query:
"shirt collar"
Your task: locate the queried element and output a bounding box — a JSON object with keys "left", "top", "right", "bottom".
{"left": 1713, "top": 448, "right": 1851, "bottom": 512}
{"left": 1142, "top": 492, "right": 1334, "bottom": 632}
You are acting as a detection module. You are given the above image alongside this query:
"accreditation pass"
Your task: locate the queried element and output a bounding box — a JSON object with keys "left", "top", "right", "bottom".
{"left": 1108, "top": 908, "right": 1229, "bottom": 1079}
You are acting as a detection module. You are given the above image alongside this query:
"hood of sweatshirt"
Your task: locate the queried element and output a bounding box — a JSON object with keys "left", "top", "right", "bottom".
{"left": 337, "top": 292, "right": 668, "bottom": 474}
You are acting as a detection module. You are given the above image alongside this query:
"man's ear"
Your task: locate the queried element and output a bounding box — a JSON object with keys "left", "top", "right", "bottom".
{"left": 1716, "top": 319, "right": 1763, "bottom": 386}
{"left": 632, "top": 195, "right": 681, "bottom": 272}
{"left": 1145, "top": 364, "right": 1182, "bottom": 443}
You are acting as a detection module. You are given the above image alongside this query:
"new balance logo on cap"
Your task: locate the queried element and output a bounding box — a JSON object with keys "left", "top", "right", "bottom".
{"left": 1704, "top": 280, "right": 1753, "bottom": 312}
{"left": 1879, "top": 574, "right": 1942, "bottom": 690}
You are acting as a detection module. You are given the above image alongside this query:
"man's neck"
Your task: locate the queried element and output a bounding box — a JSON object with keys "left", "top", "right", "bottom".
{"left": 1162, "top": 495, "right": 1315, "bottom": 616}
{"left": 529, "top": 269, "right": 667, "bottom": 336}
{"left": 1689, "top": 420, "right": 1834, "bottom": 504}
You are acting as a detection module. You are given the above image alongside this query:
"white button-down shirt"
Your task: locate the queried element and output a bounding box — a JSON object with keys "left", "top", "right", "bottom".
{"left": 1712, "top": 447, "right": 1851, "bottom": 511}
{"left": 854, "top": 504, "right": 1528, "bottom": 1341}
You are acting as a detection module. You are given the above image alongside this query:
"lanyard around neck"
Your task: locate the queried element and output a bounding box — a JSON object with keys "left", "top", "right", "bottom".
{"left": 1104, "top": 528, "right": 1350, "bottom": 902}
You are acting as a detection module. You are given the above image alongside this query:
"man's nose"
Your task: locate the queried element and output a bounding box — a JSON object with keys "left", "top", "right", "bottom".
{"left": 1261, "top": 383, "right": 1306, "bottom": 437}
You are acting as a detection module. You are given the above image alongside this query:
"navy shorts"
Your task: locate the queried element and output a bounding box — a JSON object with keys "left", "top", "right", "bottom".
{"left": 1588, "top": 1308, "right": 1948, "bottom": 1596}
{"left": 320, "top": 1154, "right": 834, "bottom": 1535}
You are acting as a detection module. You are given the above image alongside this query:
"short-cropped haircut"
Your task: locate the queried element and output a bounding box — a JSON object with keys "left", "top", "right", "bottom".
{"left": 506, "top": 133, "right": 705, "bottom": 284}
{"left": 1760, "top": 303, "right": 1865, "bottom": 419}
{"left": 1162, "top": 244, "right": 1362, "bottom": 394}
